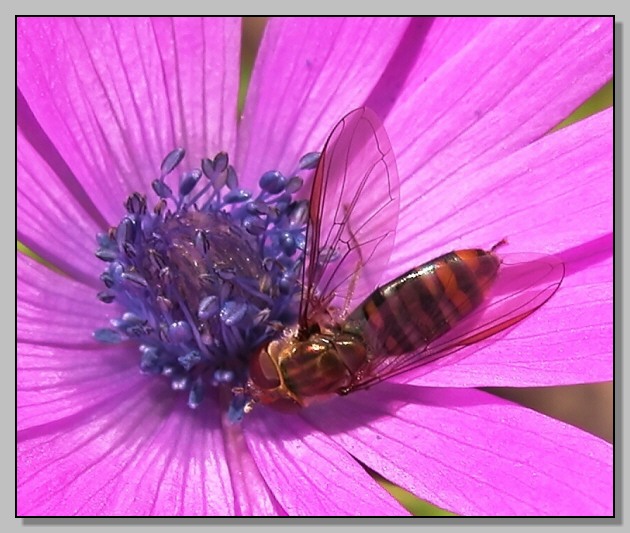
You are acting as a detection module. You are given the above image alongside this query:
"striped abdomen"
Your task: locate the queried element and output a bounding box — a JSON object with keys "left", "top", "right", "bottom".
{"left": 345, "top": 249, "right": 501, "bottom": 355}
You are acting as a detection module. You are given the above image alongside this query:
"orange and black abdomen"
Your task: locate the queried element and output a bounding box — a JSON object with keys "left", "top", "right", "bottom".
{"left": 345, "top": 249, "right": 501, "bottom": 355}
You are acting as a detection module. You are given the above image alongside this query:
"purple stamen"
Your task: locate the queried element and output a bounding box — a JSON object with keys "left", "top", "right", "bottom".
{"left": 93, "top": 147, "right": 315, "bottom": 417}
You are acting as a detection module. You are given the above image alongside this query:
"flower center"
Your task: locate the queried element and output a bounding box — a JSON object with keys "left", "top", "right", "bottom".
{"left": 93, "top": 148, "right": 318, "bottom": 419}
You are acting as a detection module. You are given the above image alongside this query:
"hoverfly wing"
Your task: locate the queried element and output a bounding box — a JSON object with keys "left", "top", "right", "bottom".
{"left": 343, "top": 252, "right": 565, "bottom": 391}
{"left": 299, "top": 107, "right": 400, "bottom": 330}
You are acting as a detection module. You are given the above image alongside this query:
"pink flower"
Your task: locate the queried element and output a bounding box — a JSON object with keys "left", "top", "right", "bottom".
{"left": 17, "top": 17, "right": 612, "bottom": 516}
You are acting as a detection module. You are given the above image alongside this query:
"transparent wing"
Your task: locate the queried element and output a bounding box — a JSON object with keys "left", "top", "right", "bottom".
{"left": 299, "top": 107, "right": 400, "bottom": 331}
{"left": 343, "top": 253, "right": 565, "bottom": 391}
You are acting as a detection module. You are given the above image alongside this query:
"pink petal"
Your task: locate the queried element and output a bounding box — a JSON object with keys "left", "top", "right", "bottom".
{"left": 220, "top": 416, "right": 286, "bottom": 515}
{"left": 366, "top": 17, "right": 492, "bottom": 117}
{"left": 244, "top": 408, "right": 408, "bottom": 515}
{"left": 304, "top": 385, "right": 613, "bottom": 516}
{"left": 18, "top": 387, "right": 239, "bottom": 516}
{"left": 18, "top": 341, "right": 140, "bottom": 432}
{"left": 17, "top": 253, "right": 142, "bottom": 430}
{"left": 18, "top": 17, "right": 240, "bottom": 224}
{"left": 18, "top": 129, "right": 103, "bottom": 286}
{"left": 386, "top": 17, "right": 612, "bottom": 193}
{"left": 17, "top": 253, "right": 117, "bottom": 346}
{"left": 236, "top": 17, "right": 411, "bottom": 182}
{"left": 391, "top": 108, "right": 612, "bottom": 265}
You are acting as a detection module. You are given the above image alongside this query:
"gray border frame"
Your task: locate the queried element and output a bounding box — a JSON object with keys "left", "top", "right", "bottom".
{"left": 8, "top": 3, "right": 623, "bottom": 530}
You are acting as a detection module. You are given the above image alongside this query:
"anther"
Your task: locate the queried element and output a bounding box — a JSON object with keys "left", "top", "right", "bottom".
{"left": 178, "top": 350, "right": 203, "bottom": 371}
{"left": 121, "top": 271, "right": 149, "bottom": 288}
{"left": 213, "top": 152, "right": 229, "bottom": 173}
{"left": 220, "top": 300, "right": 248, "bottom": 326}
{"left": 259, "top": 171, "right": 286, "bottom": 194}
{"left": 195, "top": 231, "right": 210, "bottom": 255}
{"left": 122, "top": 312, "right": 145, "bottom": 324}
{"left": 188, "top": 378, "right": 204, "bottom": 409}
{"left": 286, "top": 176, "right": 304, "bottom": 194}
{"left": 198, "top": 295, "right": 219, "bottom": 320}
{"left": 223, "top": 189, "right": 251, "bottom": 204}
{"left": 99, "top": 272, "right": 114, "bottom": 288}
{"left": 171, "top": 376, "right": 189, "bottom": 391}
{"left": 125, "top": 192, "right": 147, "bottom": 214}
{"left": 152, "top": 179, "right": 173, "bottom": 199}
{"left": 226, "top": 166, "right": 238, "bottom": 190}
{"left": 298, "top": 151, "right": 321, "bottom": 170}
{"left": 97, "top": 291, "right": 115, "bottom": 303}
{"left": 139, "top": 345, "right": 161, "bottom": 374}
{"left": 93, "top": 328, "right": 123, "bottom": 344}
{"left": 168, "top": 321, "right": 193, "bottom": 343}
{"left": 148, "top": 249, "right": 167, "bottom": 271}
{"left": 288, "top": 200, "right": 309, "bottom": 227}
{"left": 214, "top": 369, "right": 234, "bottom": 383}
{"left": 243, "top": 215, "right": 267, "bottom": 236}
{"left": 95, "top": 248, "right": 117, "bottom": 262}
{"left": 179, "top": 169, "right": 202, "bottom": 196}
{"left": 156, "top": 296, "right": 173, "bottom": 314}
{"left": 122, "top": 242, "right": 137, "bottom": 259}
{"left": 160, "top": 147, "right": 186, "bottom": 176}
{"left": 116, "top": 218, "right": 136, "bottom": 248}
{"left": 280, "top": 232, "right": 297, "bottom": 256}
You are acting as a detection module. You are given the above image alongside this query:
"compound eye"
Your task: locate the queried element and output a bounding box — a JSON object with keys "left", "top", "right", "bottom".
{"left": 249, "top": 347, "right": 281, "bottom": 389}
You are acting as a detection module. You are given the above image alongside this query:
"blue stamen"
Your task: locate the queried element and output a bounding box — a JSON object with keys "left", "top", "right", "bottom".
{"left": 201, "top": 157, "right": 215, "bottom": 179}
{"left": 160, "top": 147, "right": 186, "bottom": 176}
{"left": 214, "top": 369, "right": 234, "bottom": 383}
{"left": 99, "top": 271, "right": 115, "bottom": 288}
{"left": 115, "top": 218, "right": 135, "bottom": 248}
{"left": 298, "top": 151, "right": 321, "bottom": 170}
{"left": 286, "top": 176, "right": 304, "bottom": 194}
{"left": 93, "top": 147, "right": 314, "bottom": 416}
{"left": 227, "top": 393, "right": 248, "bottom": 423}
{"left": 220, "top": 300, "right": 248, "bottom": 326}
{"left": 94, "top": 328, "right": 123, "bottom": 344}
{"left": 168, "top": 321, "right": 193, "bottom": 343}
{"left": 178, "top": 350, "right": 202, "bottom": 371}
{"left": 225, "top": 166, "right": 238, "bottom": 190}
{"left": 284, "top": 242, "right": 298, "bottom": 257}
{"left": 179, "top": 169, "right": 202, "bottom": 196}
{"left": 211, "top": 168, "right": 228, "bottom": 191}
{"left": 125, "top": 192, "right": 147, "bottom": 215}
{"left": 243, "top": 215, "right": 267, "bottom": 236}
{"left": 95, "top": 248, "right": 117, "bottom": 262}
{"left": 122, "top": 312, "right": 145, "bottom": 324}
{"left": 294, "top": 233, "right": 306, "bottom": 251}
{"left": 97, "top": 290, "right": 115, "bottom": 303}
{"left": 120, "top": 271, "right": 149, "bottom": 288}
{"left": 188, "top": 377, "right": 204, "bottom": 409}
{"left": 171, "top": 376, "right": 189, "bottom": 391}
{"left": 139, "top": 345, "right": 161, "bottom": 374}
{"left": 213, "top": 152, "right": 229, "bottom": 173}
{"left": 152, "top": 179, "right": 172, "bottom": 199}
{"left": 223, "top": 189, "right": 251, "bottom": 204}
{"left": 198, "top": 295, "right": 219, "bottom": 320}
{"left": 259, "top": 171, "right": 286, "bottom": 194}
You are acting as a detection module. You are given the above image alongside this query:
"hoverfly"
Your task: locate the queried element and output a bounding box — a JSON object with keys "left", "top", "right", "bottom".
{"left": 245, "top": 107, "right": 564, "bottom": 412}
